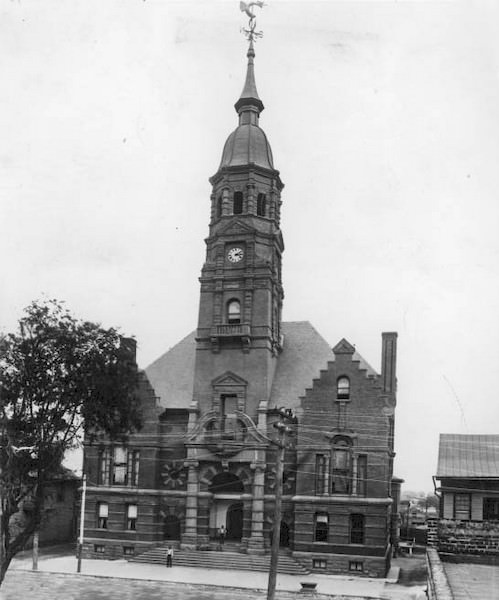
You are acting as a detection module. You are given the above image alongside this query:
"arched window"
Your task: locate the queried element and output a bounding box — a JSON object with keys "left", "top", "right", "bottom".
{"left": 337, "top": 376, "right": 350, "bottom": 400}
{"left": 233, "top": 191, "right": 243, "bottom": 214}
{"left": 227, "top": 299, "right": 241, "bottom": 324}
{"left": 257, "top": 193, "right": 266, "bottom": 216}
{"left": 350, "top": 514, "right": 365, "bottom": 544}
{"left": 216, "top": 195, "right": 223, "bottom": 218}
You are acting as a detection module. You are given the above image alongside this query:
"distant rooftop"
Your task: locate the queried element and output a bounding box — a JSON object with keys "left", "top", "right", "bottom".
{"left": 436, "top": 433, "right": 499, "bottom": 478}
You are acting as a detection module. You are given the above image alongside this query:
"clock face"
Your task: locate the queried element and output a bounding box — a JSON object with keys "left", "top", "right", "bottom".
{"left": 227, "top": 247, "right": 244, "bottom": 263}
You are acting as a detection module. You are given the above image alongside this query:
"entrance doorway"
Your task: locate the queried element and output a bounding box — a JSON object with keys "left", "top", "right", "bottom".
{"left": 226, "top": 502, "right": 243, "bottom": 540}
{"left": 279, "top": 521, "right": 290, "bottom": 547}
{"left": 163, "top": 515, "right": 181, "bottom": 540}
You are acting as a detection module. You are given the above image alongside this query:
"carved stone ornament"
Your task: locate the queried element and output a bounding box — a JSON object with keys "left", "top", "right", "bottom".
{"left": 161, "top": 461, "right": 188, "bottom": 490}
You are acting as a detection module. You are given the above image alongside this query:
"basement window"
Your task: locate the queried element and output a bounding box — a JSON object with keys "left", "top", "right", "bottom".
{"left": 313, "top": 559, "right": 327, "bottom": 569}
{"left": 349, "top": 561, "right": 364, "bottom": 572}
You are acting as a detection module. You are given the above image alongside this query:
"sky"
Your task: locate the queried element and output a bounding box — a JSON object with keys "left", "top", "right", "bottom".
{"left": 1, "top": 0, "right": 499, "bottom": 492}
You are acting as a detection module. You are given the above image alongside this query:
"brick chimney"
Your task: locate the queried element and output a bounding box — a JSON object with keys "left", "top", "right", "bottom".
{"left": 381, "top": 332, "right": 397, "bottom": 394}
{"left": 120, "top": 336, "right": 137, "bottom": 364}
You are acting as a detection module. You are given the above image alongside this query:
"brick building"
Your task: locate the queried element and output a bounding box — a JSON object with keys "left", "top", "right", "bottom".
{"left": 82, "top": 40, "right": 399, "bottom": 577}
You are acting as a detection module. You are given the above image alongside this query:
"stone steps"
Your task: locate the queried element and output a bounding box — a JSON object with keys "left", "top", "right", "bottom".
{"left": 129, "top": 544, "right": 310, "bottom": 575}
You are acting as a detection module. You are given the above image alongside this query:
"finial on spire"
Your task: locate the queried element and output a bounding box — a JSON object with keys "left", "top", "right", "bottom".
{"left": 240, "top": 1, "right": 265, "bottom": 42}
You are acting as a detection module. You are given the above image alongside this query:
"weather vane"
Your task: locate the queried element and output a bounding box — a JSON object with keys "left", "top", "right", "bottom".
{"left": 239, "top": 1, "right": 266, "bottom": 42}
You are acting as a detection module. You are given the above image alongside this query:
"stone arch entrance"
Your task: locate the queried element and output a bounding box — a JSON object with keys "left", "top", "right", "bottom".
{"left": 208, "top": 472, "right": 244, "bottom": 541}
{"left": 163, "top": 515, "right": 181, "bottom": 540}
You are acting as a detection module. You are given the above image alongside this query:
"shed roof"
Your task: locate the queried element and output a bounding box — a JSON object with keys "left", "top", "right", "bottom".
{"left": 436, "top": 434, "right": 499, "bottom": 478}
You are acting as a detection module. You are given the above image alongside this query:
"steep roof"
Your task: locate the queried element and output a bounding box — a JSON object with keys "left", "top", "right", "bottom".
{"left": 145, "top": 331, "right": 196, "bottom": 409}
{"left": 144, "top": 322, "right": 378, "bottom": 410}
{"left": 436, "top": 434, "right": 499, "bottom": 478}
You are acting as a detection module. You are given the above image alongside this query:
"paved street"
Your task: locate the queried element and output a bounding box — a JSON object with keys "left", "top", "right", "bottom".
{"left": 0, "top": 549, "right": 426, "bottom": 600}
{"left": 0, "top": 571, "right": 354, "bottom": 600}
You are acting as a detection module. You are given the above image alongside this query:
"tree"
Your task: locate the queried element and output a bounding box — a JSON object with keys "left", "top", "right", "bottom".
{"left": 0, "top": 299, "right": 142, "bottom": 586}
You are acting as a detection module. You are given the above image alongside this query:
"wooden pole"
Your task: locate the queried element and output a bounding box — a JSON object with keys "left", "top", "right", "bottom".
{"left": 77, "top": 473, "right": 86, "bottom": 573}
{"left": 32, "top": 530, "right": 39, "bottom": 571}
{"left": 267, "top": 426, "right": 286, "bottom": 600}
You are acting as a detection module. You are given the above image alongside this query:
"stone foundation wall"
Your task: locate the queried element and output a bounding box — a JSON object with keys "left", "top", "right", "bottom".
{"left": 438, "top": 519, "right": 499, "bottom": 556}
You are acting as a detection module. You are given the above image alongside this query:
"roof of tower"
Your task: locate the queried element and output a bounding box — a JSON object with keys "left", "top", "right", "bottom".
{"left": 219, "top": 125, "right": 274, "bottom": 170}
{"left": 144, "top": 322, "right": 378, "bottom": 410}
{"left": 215, "top": 41, "right": 275, "bottom": 173}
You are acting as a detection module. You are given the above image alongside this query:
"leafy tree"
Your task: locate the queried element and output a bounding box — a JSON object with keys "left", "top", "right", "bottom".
{"left": 0, "top": 299, "right": 142, "bottom": 585}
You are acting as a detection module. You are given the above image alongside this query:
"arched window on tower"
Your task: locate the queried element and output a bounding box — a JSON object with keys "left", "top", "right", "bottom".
{"left": 216, "top": 195, "right": 223, "bottom": 218}
{"left": 257, "top": 193, "right": 266, "bottom": 216}
{"left": 227, "top": 299, "right": 241, "bottom": 324}
{"left": 337, "top": 376, "right": 350, "bottom": 400}
{"left": 233, "top": 191, "right": 243, "bottom": 214}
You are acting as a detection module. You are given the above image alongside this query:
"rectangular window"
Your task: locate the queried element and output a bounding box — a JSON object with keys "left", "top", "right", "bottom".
{"left": 349, "top": 561, "right": 364, "bottom": 572}
{"left": 331, "top": 447, "right": 351, "bottom": 494}
{"left": 123, "top": 546, "right": 135, "bottom": 556}
{"left": 127, "top": 504, "right": 138, "bottom": 531}
{"left": 356, "top": 455, "right": 367, "bottom": 496}
{"left": 454, "top": 494, "right": 471, "bottom": 520}
{"left": 312, "top": 559, "right": 326, "bottom": 569}
{"left": 127, "top": 450, "right": 140, "bottom": 487}
{"left": 98, "top": 448, "right": 110, "bottom": 485}
{"left": 315, "top": 454, "right": 327, "bottom": 495}
{"left": 350, "top": 514, "right": 365, "bottom": 544}
{"left": 483, "top": 498, "right": 499, "bottom": 521}
{"left": 314, "top": 513, "right": 328, "bottom": 543}
{"left": 97, "top": 502, "right": 108, "bottom": 529}
{"left": 94, "top": 545, "right": 105, "bottom": 554}
{"left": 112, "top": 447, "right": 127, "bottom": 485}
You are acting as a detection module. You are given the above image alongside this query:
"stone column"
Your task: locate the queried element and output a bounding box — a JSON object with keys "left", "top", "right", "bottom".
{"left": 247, "top": 463, "right": 266, "bottom": 554}
{"left": 182, "top": 460, "right": 199, "bottom": 549}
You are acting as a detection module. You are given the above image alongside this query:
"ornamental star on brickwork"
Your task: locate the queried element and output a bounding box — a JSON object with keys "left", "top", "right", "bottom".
{"left": 161, "top": 461, "right": 187, "bottom": 490}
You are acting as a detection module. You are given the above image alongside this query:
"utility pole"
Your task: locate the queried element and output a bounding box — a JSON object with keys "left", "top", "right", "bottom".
{"left": 77, "top": 473, "right": 86, "bottom": 573}
{"left": 267, "top": 408, "right": 295, "bottom": 600}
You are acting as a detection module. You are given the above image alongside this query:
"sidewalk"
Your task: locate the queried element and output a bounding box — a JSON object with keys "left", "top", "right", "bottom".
{"left": 10, "top": 550, "right": 425, "bottom": 599}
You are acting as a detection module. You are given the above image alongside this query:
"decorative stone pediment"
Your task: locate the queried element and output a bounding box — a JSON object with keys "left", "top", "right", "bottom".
{"left": 211, "top": 371, "right": 248, "bottom": 388}
{"left": 332, "top": 338, "right": 355, "bottom": 355}
{"left": 217, "top": 219, "right": 255, "bottom": 237}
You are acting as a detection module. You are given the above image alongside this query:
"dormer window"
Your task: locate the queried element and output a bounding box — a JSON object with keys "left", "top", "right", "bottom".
{"left": 257, "top": 193, "right": 266, "bottom": 216}
{"left": 227, "top": 299, "right": 241, "bottom": 324}
{"left": 337, "top": 376, "right": 350, "bottom": 400}
{"left": 233, "top": 191, "right": 243, "bottom": 214}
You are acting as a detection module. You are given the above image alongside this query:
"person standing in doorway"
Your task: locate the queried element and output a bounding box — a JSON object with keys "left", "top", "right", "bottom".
{"left": 166, "top": 545, "right": 173, "bottom": 567}
{"left": 219, "top": 524, "right": 226, "bottom": 547}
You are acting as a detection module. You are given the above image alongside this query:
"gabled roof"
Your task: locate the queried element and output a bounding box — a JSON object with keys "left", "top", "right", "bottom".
{"left": 436, "top": 434, "right": 499, "bottom": 478}
{"left": 145, "top": 322, "right": 378, "bottom": 410}
{"left": 270, "top": 322, "right": 378, "bottom": 409}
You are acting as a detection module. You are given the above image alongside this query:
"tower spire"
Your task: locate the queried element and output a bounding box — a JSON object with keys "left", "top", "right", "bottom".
{"left": 234, "top": 41, "right": 264, "bottom": 116}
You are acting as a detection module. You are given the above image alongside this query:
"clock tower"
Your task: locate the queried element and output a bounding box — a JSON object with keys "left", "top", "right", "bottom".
{"left": 192, "top": 41, "right": 284, "bottom": 421}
